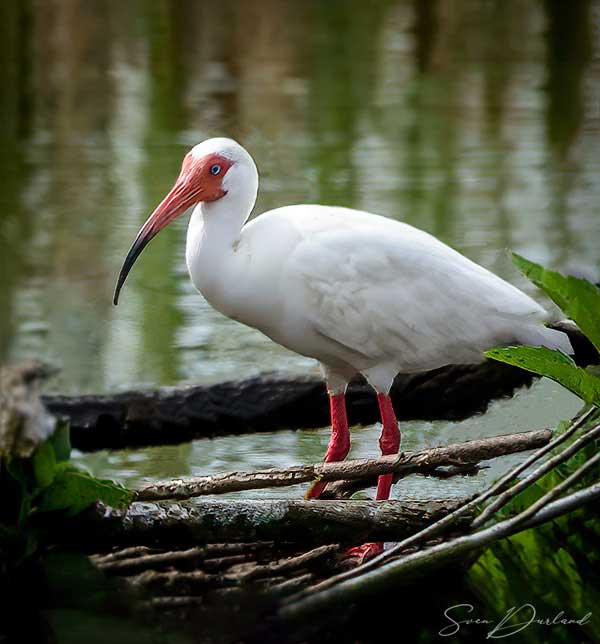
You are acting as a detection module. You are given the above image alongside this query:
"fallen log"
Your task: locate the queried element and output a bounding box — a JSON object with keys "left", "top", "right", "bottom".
{"left": 37, "top": 319, "right": 598, "bottom": 452}
{"left": 65, "top": 498, "right": 470, "bottom": 548}
{"left": 135, "top": 428, "right": 552, "bottom": 501}
{"left": 44, "top": 362, "right": 537, "bottom": 451}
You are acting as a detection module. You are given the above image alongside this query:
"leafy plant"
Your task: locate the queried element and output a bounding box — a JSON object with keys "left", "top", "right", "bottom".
{"left": 466, "top": 407, "right": 600, "bottom": 644}
{"left": 472, "top": 256, "right": 600, "bottom": 641}
{"left": 486, "top": 253, "right": 600, "bottom": 406}
{"left": 1, "top": 420, "right": 132, "bottom": 562}
{"left": 512, "top": 253, "right": 600, "bottom": 351}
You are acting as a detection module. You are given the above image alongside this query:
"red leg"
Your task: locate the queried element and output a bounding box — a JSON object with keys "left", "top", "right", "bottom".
{"left": 305, "top": 393, "right": 350, "bottom": 499}
{"left": 346, "top": 393, "right": 401, "bottom": 562}
{"left": 375, "top": 393, "right": 401, "bottom": 500}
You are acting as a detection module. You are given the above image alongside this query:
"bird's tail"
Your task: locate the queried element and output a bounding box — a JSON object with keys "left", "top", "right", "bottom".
{"left": 514, "top": 321, "right": 593, "bottom": 362}
{"left": 517, "top": 323, "right": 574, "bottom": 356}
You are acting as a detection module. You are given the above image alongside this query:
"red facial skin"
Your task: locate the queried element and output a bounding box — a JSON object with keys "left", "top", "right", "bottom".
{"left": 153, "top": 152, "right": 234, "bottom": 232}
{"left": 178, "top": 152, "right": 234, "bottom": 203}
{"left": 113, "top": 152, "right": 233, "bottom": 304}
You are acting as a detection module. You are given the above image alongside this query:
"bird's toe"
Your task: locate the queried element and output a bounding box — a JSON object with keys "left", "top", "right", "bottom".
{"left": 344, "top": 542, "right": 384, "bottom": 564}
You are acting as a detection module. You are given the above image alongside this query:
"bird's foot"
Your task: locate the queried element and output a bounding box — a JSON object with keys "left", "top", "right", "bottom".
{"left": 305, "top": 479, "right": 327, "bottom": 499}
{"left": 344, "top": 542, "right": 384, "bottom": 564}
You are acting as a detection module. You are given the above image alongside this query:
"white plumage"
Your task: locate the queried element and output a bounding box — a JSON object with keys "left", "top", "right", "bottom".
{"left": 182, "top": 138, "right": 571, "bottom": 395}
{"left": 114, "top": 136, "right": 573, "bottom": 546}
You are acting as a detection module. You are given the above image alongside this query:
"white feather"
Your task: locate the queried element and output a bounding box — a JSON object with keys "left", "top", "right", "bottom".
{"left": 186, "top": 140, "right": 572, "bottom": 394}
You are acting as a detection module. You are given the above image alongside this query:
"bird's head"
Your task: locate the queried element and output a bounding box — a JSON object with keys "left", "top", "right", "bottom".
{"left": 113, "top": 137, "right": 256, "bottom": 305}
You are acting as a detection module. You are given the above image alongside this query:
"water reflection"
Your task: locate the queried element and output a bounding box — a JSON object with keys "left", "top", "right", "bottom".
{"left": 1, "top": 2, "right": 599, "bottom": 397}
{"left": 75, "top": 378, "right": 582, "bottom": 499}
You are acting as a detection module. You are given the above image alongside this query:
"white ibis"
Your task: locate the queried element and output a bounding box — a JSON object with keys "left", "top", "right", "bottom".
{"left": 114, "top": 138, "right": 572, "bottom": 561}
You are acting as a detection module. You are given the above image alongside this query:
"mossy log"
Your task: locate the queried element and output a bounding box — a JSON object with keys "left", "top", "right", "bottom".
{"left": 66, "top": 498, "right": 470, "bottom": 549}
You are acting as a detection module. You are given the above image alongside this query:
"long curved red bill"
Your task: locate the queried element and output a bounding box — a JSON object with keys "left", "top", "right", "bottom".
{"left": 113, "top": 177, "right": 198, "bottom": 305}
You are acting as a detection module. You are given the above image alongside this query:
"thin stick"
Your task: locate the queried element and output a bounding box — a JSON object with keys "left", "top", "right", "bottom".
{"left": 271, "top": 573, "right": 315, "bottom": 595}
{"left": 502, "top": 451, "right": 600, "bottom": 528}
{"left": 223, "top": 545, "right": 338, "bottom": 582}
{"left": 95, "top": 546, "right": 208, "bottom": 575}
{"left": 135, "top": 429, "right": 552, "bottom": 501}
{"left": 90, "top": 545, "right": 158, "bottom": 564}
{"left": 472, "top": 420, "right": 600, "bottom": 527}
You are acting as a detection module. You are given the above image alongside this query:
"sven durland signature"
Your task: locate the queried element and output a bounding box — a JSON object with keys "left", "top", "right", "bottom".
{"left": 439, "top": 603, "right": 592, "bottom": 638}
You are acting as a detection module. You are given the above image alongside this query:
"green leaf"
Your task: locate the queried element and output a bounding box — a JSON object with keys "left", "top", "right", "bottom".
{"left": 486, "top": 346, "right": 600, "bottom": 405}
{"left": 6, "top": 458, "right": 29, "bottom": 491}
{"left": 468, "top": 502, "right": 600, "bottom": 643}
{"left": 512, "top": 253, "right": 600, "bottom": 352}
{"left": 32, "top": 441, "right": 57, "bottom": 489}
{"left": 37, "top": 464, "right": 133, "bottom": 516}
{"left": 49, "top": 420, "right": 71, "bottom": 462}
{"left": 5, "top": 459, "right": 33, "bottom": 525}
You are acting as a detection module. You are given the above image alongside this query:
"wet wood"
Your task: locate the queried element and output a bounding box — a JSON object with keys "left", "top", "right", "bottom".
{"left": 223, "top": 544, "right": 339, "bottom": 582}
{"left": 135, "top": 428, "right": 551, "bottom": 501}
{"left": 279, "top": 483, "right": 600, "bottom": 622}
{"left": 90, "top": 545, "right": 159, "bottom": 564}
{"left": 43, "top": 362, "right": 536, "bottom": 451}
{"left": 92, "top": 541, "right": 273, "bottom": 575}
{"left": 119, "top": 545, "right": 338, "bottom": 599}
{"left": 70, "top": 497, "right": 471, "bottom": 548}
{"left": 270, "top": 573, "right": 315, "bottom": 596}
{"left": 95, "top": 546, "right": 210, "bottom": 575}
{"left": 128, "top": 568, "right": 220, "bottom": 592}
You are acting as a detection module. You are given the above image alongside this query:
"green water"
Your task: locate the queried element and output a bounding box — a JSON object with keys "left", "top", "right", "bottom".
{"left": 1, "top": 1, "right": 598, "bottom": 490}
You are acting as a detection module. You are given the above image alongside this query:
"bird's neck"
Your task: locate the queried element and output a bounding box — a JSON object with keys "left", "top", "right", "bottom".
{"left": 185, "top": 184, "right": 257, "bottom": 303}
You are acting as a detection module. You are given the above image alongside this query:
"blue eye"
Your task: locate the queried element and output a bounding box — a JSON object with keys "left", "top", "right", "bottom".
{"left": 210, "top": 164, "right": 221, "bottom": 176}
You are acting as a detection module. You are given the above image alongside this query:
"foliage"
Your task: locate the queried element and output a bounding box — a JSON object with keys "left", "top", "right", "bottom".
{"left": 472, "top": 255, "right": 600, "bottom": 642}
{"left": 512, "top": 252, "right": 600, "bottom": 352}
{"left": 467, "top": 509, "right": 599, "bottom": 643}
{"left": 496, "top": 412, "right": 599, "bottom": 517}
{"left": 0, "top": 420, "right": 133, "bottom": 563}
{"left": 487, "top": 346, "right": 600, "bottom": 405}
{"left": 466, "top": 410, "right": 600, "bottom": 643}
{"left": 485, "top": 254, "right": 600, "bottom": 406}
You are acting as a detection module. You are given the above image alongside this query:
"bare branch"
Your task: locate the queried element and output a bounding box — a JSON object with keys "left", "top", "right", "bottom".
{"left": 494, "top": 450, "right": 600, "bottom": 528}
{"left": 472, "top": 420, "right": 600, "bottom": 527}
{"left": 135, "top": 429, "right": 552, "bottom": 501}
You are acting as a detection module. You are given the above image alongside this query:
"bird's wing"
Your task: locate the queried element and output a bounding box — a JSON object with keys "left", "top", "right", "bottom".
{"left": 285, "top": 212, "right": 548, "bottom": 372}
